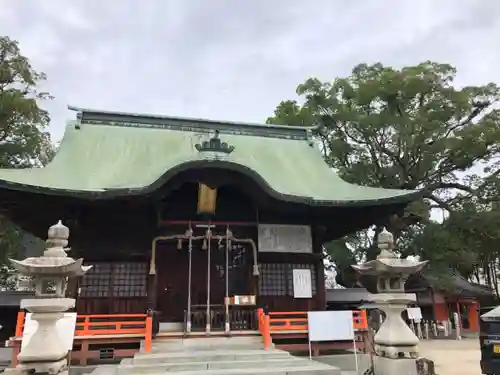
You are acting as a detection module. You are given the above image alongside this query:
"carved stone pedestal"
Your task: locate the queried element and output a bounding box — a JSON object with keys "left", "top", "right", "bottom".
{"left": 18, "top": 312, "right": 67, "bottom": 363}
{"left": 373, "top": 356, "right": 418, "bottom": 375}
{"left": 372, "top": 293, "right": 419, "bottom": 359}
{"left": 15, "top": 298, "right": 76, "bottom": 375}
{"left": 372, "top": 356, "right": 436, "bottom": 375}
{"left": 369, "top": 294, "right": 423, "bottom": 375}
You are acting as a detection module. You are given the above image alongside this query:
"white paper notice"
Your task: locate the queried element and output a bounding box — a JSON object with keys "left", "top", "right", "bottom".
{"left": 293, "top": 269, "right": 313, "bottom": 298}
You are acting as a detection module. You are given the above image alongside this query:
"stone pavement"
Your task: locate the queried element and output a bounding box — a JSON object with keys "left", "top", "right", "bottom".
{"left": 1, "top": 337, "right": 483, "bottom": 375}
{"left": 0, "top": 348, "right": 12, "bottom": 370}
{"left": 314, "top": 338, "right": 482, "bottom": 375}
{"left": 418, "top": 338, "right": 481, "bottom": 375}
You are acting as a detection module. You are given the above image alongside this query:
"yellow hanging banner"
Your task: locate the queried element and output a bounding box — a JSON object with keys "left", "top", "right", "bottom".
{"left": 197, "top": 183, "right": 217, "bottom": 214}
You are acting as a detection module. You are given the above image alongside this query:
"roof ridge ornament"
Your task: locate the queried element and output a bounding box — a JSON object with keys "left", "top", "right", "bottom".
{"left": 195, "top": 129, "right": 235, "bottom": 155}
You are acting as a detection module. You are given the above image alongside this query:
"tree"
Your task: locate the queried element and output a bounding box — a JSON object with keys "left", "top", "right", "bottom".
{"left": 267, "top": 62, "right": 500, "bottom": 285}
{"left": 402, "top": 201, "right": 500, "bottom": 297}
{"left": 0, "top": 221, "right": 30, "bottom": 289}
{"left": 0, "top": 36, "right": 54, "bottom": 289}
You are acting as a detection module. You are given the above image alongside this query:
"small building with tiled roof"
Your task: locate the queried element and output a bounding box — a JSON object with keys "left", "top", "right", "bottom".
{"left": 406, "top": 267, "right": 494, "bottom": 331}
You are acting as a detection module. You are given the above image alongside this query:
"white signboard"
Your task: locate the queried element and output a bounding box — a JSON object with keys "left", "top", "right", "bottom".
{"left": 307, "top": 310, "right": 358, "bottom": 371}
{"left": 258, "top": 224, "right": 312, "bottom": 253}
{"left": 407, "top": 307, "right": 423, "bottom": 322}
{"left": 308, "top": 310, "right": 355, "bottom": 342}
{"left": 22, "top": 312, "right": 77, "bottom": 351}
{"left": 293, "top": 269, "right": 313, "bottom": 298}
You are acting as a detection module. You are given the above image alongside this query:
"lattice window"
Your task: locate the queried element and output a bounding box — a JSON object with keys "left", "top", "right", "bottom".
{"left": 258, "top": 263, "right": 317, "bottom": 297}
{"left": 79, "top": 263, "right": 111, "bottom": 297}
{"left": 258, "top": 263, "right": 287, "bottom": 296}
{"left": 112, "top": 262, "right": 148, "bottom": 297}
{"left": 79, "top": 262, "right": 147, "bottom": 298}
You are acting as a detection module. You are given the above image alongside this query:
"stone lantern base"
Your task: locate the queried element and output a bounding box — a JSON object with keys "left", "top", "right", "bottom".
{"left": 371, "top": 294, "right": 419, "bottom": 358}
{"left": 372, "top": 356, "right": 419, "bottom": 375}
{"left": 372, "top": 356, "right": 436, "bottom": 375}
{"left": 16, "top": 358, "right": 68, "bottom": 375}
{"left": 15, "top": 298, "right": 75, "bottom": 375}
{"left": 370, "top": 293, "right": 422, "bottom": 375}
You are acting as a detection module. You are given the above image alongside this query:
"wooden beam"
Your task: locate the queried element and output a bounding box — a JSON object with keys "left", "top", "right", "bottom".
{"left": 159, "top": 220, "right": 257, "bottom": 227}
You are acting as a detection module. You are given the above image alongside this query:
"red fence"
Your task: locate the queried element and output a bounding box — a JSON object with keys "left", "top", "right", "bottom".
{"left": 14, "top": 311, "right": 153, "bottom": 352}
{"left": 257, "top": 309, "right": 368, "bottom": 350}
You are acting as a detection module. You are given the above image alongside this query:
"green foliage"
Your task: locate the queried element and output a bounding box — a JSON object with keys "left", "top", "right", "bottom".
{"left": 0, "top": 221, "right": 27, "bottom": 289}
{"left": 324, "top": 238, "right": 358, "bottom": 287}
{"left": 403, "top": 202, "right": 500, "bottom": 295}
{"left": 0, "top": 36, "right": 55, "bottom": 288}
{"left": 0, "top": 36, "right": 54, "bottom": 168}
{"left": 268, "top": 61, "right": 500, "bottom": 287}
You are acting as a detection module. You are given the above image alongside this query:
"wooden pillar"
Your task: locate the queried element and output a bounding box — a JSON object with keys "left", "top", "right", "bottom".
{"left": 312, "top": 226, "right": 326, "bottom": 311}
{"left": 430, "top": 287, "right": 437, "bottom": 321}
{"left": 147, "top": 273, "right": 158, "bottom": 311}
{"left": 467, "top": 301, "right": 480, "bottom": 331}
{"left": 66, "top": 246, "right": 80, "bottom": 307}
{"left": 316, "top": 258, "right": 326, "bottom": 310}
{"left": 79, "top": 341, "right": 89, "bottom": 366}
{"left": 10, "top": 342, "right": 20, "bottom": 368}
{"left": 456, "top": 300, "right": 462, "bottom": 328}
{"left": 432, "top": 292, "right": 449, "bottom": 322}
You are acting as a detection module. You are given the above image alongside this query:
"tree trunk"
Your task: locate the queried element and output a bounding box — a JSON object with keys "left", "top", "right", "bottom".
{"left": 493, "top": 259, "right": 500, "bottom": 298}
{"left": 367, "top": 226, "right": 383, "bottom": 261}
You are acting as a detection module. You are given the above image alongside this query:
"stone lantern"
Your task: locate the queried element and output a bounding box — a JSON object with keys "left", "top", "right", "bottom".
{"left": 352, "top": 228, "right": 428, "bottom": 375}
{"left": 9, "top": 221, "right": 91, "bottom": 375}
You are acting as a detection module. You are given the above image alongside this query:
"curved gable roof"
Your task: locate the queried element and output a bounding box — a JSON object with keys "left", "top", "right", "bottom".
{"left": 0, "top": 106, "right": 421, "bottom": 205}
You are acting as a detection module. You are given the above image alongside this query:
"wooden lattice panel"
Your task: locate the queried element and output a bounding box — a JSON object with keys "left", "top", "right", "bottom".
{"left": 258, "top": 263, "right": 317, "bottom": 297}
{"left": 79, "top": 262, "right": 147, "bottom": 298}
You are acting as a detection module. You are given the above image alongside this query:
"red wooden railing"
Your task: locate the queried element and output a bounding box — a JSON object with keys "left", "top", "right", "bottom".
{"left": 257, "top": 309, "right": 368, "bottom": 349}
{"left": 352, "top": 310, "right": 368, "bottom": 330}
{"left": 268, "top": 310, "right": 368, "bottom": 332}
{"left": 268, "top": 311, "right": 308, "bottom": 332}
{"left": 15, "top": 312, "right": 25, "bottom": 337}
{"left": 14, "top": 311, "right": 153, "bottom": 353}
{"left": 257, "top": 308, "right": 272, "bottom": 350}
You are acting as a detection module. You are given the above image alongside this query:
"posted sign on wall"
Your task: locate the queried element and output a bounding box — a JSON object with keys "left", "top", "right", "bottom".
{"left": 258, "top": 224, "right": 312, "bottom": 254}
{"left": 293, "top": 269, "right": 313, "bottom": 298}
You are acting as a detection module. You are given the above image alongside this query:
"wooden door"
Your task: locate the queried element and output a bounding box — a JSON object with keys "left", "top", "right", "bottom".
{"left": 156, "top": 243, "right": 189, "bottom": 322}
{"left": 189, "top": 240, "right": 225, "bottom": 309}
{"left": 156, "top": 239, "right": 228, "bottom": 323}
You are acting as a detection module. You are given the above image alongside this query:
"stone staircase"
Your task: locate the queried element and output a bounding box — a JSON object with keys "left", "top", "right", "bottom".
{"left": 90, "top": 335, "right": 342, "bottom": 375}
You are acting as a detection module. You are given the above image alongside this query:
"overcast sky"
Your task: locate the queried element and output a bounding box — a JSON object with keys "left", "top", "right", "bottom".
{"left": 1, "top": 0, "right": 499, "bottom": 141}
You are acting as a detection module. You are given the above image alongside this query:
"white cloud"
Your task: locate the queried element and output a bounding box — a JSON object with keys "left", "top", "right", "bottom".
{"left": 1, "top": 0, "right": 499, "bottom": 142}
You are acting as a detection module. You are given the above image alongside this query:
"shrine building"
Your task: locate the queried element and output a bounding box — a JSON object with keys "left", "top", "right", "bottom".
{"left": 406, "top": 267, "right": 494, "bottom": 331}
{"left": 0, "top": 106, "right": 421, "bottom": 335}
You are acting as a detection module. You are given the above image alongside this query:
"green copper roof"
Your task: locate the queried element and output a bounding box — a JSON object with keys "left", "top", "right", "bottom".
{"left": 0, "top": 106, "right": 421, "bottom": 205}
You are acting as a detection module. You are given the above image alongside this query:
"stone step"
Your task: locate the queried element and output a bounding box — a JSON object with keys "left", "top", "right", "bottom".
{"left": 117, "top": 357, "right": 329, "bottom": 374}
{"left": 151, "top": 336, "right": 264, "bottom": 346}
{"left": 159, "top": 322, "right": 184, "bottom": 332}
{"left": 144, "top": 344, "right": 268, "bottom": 353}
{"left": 142, "top": 336, "right": 267, "bottom": 353}
{"left": 132, "top": 349, "right": 291, "bottom": 364}
{"left": 90, "top": 336, "right": 342, "bottom": 375}
{"left": 114, "top": 362, "right": 339, "bottom": 375}
{"left": 93, "top": 367, "right": 339, "bottom": 375}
